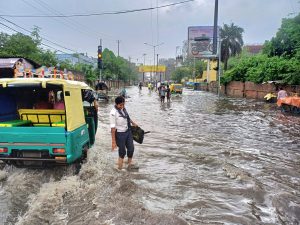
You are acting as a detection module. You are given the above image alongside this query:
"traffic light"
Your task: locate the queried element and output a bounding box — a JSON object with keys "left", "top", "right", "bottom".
{"left": 97, "top": 45, "right": 102, "bottom": 69}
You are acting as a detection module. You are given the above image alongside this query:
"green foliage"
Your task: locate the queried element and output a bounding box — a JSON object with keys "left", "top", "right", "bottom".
{"left": 78, "top": 64, "right": 97, "bottom": 84}
{"left": 38, "top": 50, "right": 58, "bottom": 67}
{"left": 222, "top": 54, "right": 300, "bottom": 85}
{"left": 182, "top": 57, "right": 206, "bottom": 76}
{"left": 172, "top": 58, "right": 205, "bottom": 82}
{"left": 102, "top": 48, "right": 138, "bottom": 82}
{"left": 0, "top": 32, "right": 40, "bottom": 60}
{"left": 58, "top": 59, "right": 74, "bottom": 71}
{"left": 220, "top": 23, "right": 244, "bottom": 70}
{"left": 171, "top": 67, "right": 192, "bottom": 82}
{"left": 0, "top": 30, "right": 137, "bottom": 84}
{"left": 263, "top": 13, "right": 300, "bottom": 58}
{"left": 0, "top": 31, "right": 58, "bottom": 67}
{"left": 222, "top": 13, "right": 300, "bottom": 86}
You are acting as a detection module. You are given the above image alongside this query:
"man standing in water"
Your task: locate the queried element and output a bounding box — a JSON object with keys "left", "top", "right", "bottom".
{"left": 166, "top": 85, "right": 171, "bottom": 102}
{"left": 160, "top": 85, "right": 166, "bottom": 103}
{"left": 277, "top": 87, "right": 288, "bottom": 99}
{"left": 110, "top": 96, "right": 138, "bottom": 170}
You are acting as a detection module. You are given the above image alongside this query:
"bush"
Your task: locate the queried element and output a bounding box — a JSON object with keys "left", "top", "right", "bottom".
{"left": 222, "top": 54, "right": 300, "bottom": 85}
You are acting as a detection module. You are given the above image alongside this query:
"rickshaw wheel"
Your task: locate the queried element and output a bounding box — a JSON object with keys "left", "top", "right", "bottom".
{"left": 82, "top": 144, "right": 89, "bottom": 160}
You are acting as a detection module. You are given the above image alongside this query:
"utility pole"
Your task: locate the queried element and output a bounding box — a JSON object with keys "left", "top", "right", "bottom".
{"left": 213, "top": 0, "right": 218, "bottom": 55}
{"left": 117, "top": 40, "right": 120, "bottom": 57}
{"left": 98, "top": 39, "right": 103, "bottom": 81}
{"left": 100, "top": 39, "right": 102, "bottom": 81}
{"left": 153, "top": 47, "right": 156, "bottom": 81}
{"left": 157, "top": 54, "right": 160, "bottom": 82}
{"left": 207, "top": 59, "right": 210, "bottom": 83}
{"left": 128, "top": 57, "right": 131, "bottom": 85}
{"left": 213, "top": 0, "right": 221, "bottom": 96}
{"left": 144, "top": 42, "right": 164, "bottom": 82}
{"left": 142, "top": 53, "right": 146, "bottom": 82}
{"left": 193, "top": 56, "right": 195, "bottom": 82}
{"left": 143, "top": 53, "right": 146, "bottom": 65}
{"left": 218, "top": 40, "right": 221, "bottom": 97}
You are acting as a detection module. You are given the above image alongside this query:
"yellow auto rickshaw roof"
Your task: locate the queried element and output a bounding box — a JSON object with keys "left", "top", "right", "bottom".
{"left": 0, "top": 78, "right": 92, "bottom": 90}
{"left": 0, "top": 78, "right": 93, "bottom": 131}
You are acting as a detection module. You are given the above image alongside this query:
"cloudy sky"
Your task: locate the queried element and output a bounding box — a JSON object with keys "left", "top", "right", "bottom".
{"left": 0, "top": 0, "right": 299, "bottom": 64}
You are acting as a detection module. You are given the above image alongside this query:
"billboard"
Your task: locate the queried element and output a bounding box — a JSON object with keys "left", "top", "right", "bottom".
{"left": 139, "top": 65, "right": 166, "bottom": 73}
{"left": 188, "top": 26, "right": 219, "bottom": 58}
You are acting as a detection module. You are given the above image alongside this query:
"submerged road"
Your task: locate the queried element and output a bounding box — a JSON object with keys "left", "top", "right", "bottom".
{"left": 0, "top": 86, "right": 300, "bottom": 225}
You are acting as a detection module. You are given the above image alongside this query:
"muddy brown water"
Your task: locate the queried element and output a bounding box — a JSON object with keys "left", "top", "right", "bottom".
{"left": 0, "top": 87, "right": 300, "bottom": 225}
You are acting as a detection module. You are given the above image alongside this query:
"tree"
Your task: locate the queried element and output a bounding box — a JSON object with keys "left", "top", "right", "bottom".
{"left": 221, "top": 54, "right": 300, "bottom": 85}
{"left": 220, "top": 23, "right": 244, "bottom": 71}
{"left": 182, "top": 57, "right": 205, "bottom": 78}
{"left": 0, "top": 30, "right": 58, "bottom": 66}
{"left": 101, "top": 48, "right": 138, "bottom": 82}
{"left": 38, "top": 50, "right": 58, "bottom": 67}
{"left": 263, "top": 13, "right": 300, "bottom": 58}
{"left": 171, "top": 67, "right": 192, "bottom": 82}
{"left": 0, "top": 32, "right": 40, "bottom": 60}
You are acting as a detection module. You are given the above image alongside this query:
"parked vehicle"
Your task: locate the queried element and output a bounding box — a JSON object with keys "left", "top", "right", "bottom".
{"left": 0, "top": 78, "right": 97, "bottom": 167}
{"left": 95, "top": 81, "right": 109, "bottom": 102}
{"left": 170, "top": 83, "right": 183, "bottom": 94}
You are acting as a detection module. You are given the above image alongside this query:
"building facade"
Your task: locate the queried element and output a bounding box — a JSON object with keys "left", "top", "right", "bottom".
{"left": 56, "top": 53, "right": 97, "bottom": 67}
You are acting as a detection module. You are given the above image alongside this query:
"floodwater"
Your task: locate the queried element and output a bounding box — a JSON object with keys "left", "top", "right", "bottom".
{"left": 0, "top": 87, "right": 300, "bottom": 225}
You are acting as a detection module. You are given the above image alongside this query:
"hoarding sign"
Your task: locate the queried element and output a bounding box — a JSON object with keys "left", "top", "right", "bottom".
{"left": 139, "top": 65, "right": 166, "bottom": 73}
{"left": 188, "top": 26, "right": 219, "bottom": 58}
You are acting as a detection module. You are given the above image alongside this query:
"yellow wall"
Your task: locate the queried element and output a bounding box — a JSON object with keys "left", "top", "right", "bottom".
{"left": 200, "top": 60, "right": 217, "bottom": 82}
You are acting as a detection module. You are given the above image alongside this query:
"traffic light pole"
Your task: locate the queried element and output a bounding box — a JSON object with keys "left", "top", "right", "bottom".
{"left": 98, "top": 39, "right": 102, "bottom": 81}
{"left": 99, "top": 68, "right": 102, "bottom": 81}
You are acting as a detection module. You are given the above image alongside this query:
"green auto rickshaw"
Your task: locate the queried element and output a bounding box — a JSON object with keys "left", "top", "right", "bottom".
{"left": 0, "top": 78, "right": 98, "bottom": 167}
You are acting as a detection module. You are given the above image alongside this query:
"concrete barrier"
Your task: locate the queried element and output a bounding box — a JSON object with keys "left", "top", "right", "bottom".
{"left": 204, "top": 81, "right": 299, "bottom": 100}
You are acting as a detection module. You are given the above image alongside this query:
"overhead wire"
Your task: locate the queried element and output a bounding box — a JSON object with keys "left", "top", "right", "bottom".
{"left": 0, "top": 16, "right": 77, "bottom": 53}
{"left": 0, "top": 0, "right": 195, "bottom": 18}
{"left": 22, "top": 0, "right": 133, "bottom": 56}
{"left": 0, "top": 20, "right": 74, "bottom": 54}
{"left": 31, "top": 0, "right": 114, "bottom": 41}
{"left": 21, "top": 0, "right": 92, "bottom": 51}
{"left": 33, "top": 0, "right": 117, "bottom": 42}
{"left": 1, "top": 0, "right": 195, "bottom": 59}
{"left": 0, "top": 21, "right": 97, "bottom": 67}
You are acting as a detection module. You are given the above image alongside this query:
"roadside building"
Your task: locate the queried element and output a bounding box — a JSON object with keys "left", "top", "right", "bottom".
{"left": 56, "top": 53, "right": 97, "bottom": 67}
{"left": 0, "top": 57, "right": 40, "bottom": 78}
{"left": 244, "top": 45, "right": 263, "bottom": 55}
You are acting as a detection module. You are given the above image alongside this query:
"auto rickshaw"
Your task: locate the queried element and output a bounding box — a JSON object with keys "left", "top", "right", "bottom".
{"left": 170, "top": 83, "right": 183, "bottom": 94}
{"left": 0, "top": 78, "right": 97, "bottom": 167}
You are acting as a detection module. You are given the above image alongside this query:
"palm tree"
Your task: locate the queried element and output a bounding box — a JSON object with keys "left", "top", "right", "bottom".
{"left": 220, "top": 23, "right": 244, "bottom": 70}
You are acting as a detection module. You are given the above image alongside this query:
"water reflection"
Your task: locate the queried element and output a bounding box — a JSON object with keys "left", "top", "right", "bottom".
{"left": 0, "top": 86, "right": 299, "bottom": 224}
{"left": 99, "top": 87, "right": 300, "bottom": 224}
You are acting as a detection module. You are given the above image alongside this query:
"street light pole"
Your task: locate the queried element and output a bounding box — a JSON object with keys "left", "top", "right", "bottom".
{"left": 157, "top": 54, "right": 160, "bottom": 82}
{"left": 99, "top": 39, "right": 102, "bottom": 81}
{"left": 193, "top": 56, "right": 195, "bottom": 82}
{"left": 213, "top": 0, "right": 219, "bottom": 55}
{"left": 153, "top": 46, "right": 156, "bottom": 81}
{"left": 142, "top": 53, "right": 146, "bottom": 82}
{"left": 144, "top": 42, "right": 164, "bottom": 82}
{"left": 218, "top": 39, "right": 221, "bottom": 97}
{"left": 213, "top": 0, "right": 221, "bottom": 97}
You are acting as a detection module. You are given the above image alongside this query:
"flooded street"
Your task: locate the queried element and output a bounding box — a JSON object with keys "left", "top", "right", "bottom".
{"left": 1, "top": 86, "right": 300, "bottom": 225}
